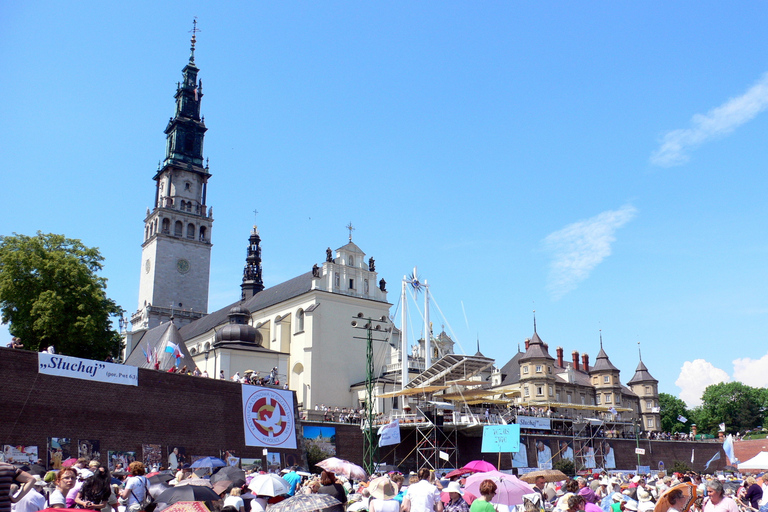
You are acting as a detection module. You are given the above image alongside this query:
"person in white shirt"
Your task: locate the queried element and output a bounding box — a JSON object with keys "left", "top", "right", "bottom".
{"left": 12, "top": 479, "right": 46, "bottom": 512}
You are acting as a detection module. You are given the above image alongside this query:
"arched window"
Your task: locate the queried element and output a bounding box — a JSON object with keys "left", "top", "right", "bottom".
{"left": 349, "top": 256, "right": 354, "bottom": 267}
{"left": 296, "top": 309, "right": 305, "bottom": 333}
{"left": 145, "top": 227, "right": 149, "bottom": 240}
{"left": 174, "top": 221, "right": 183, "bottom": 237}
{"left": 199, "top": 226, "right": 207, "bottom": 241}
{"left": 187, "top": 223, "right": 195, "bottom": 238}
{"left": 162, "top": 218, "right": 170, "bottom": 233}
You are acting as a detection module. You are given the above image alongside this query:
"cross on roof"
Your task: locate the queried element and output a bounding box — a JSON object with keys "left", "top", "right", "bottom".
{"left": 346, "top": 222, "right": 355, "bottom": 241}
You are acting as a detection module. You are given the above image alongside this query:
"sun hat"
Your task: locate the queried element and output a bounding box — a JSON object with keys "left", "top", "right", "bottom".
{"left": 624, "top": 501, "right": 638, "bottom": 511}
{"left": 442, "top": 482, "right": 463, "bottom": 495}
{"left": 368, "top": 476, "right": 399, "bottom": 500}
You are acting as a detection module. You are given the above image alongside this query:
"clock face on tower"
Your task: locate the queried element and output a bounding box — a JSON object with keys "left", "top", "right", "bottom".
{"left": 176, "top": 258, "right": 191, "bottom": 274}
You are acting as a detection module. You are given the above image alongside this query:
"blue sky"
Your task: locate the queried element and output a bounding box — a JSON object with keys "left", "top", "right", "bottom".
{"left": 3, "top": 2, "right": 768, "bottom": 408}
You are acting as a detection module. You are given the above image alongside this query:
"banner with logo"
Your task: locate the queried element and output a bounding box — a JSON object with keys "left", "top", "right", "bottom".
{"left": 242, "top": 385, "right": 297, "bottom": 449}
{"left": 38, "top": 353, "right": 138, "bottom": 386}
{"left": 378, "top": 419, "right": 401, "bottom": 447}
{"left": 516, "top": 416, "right": 551, "bottom": 430}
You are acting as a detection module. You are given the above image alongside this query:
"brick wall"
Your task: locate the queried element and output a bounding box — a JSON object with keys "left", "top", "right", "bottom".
{"left": 0, "top": 348, "right": 303, "bottom": 467}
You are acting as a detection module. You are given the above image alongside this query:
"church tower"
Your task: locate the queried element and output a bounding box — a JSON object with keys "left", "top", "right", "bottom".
{"left": 131, "top": 24, "right": 213, "bottom": 331}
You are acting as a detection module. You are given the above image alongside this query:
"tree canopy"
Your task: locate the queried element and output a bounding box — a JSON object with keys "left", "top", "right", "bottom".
{"left": 0, "top": 232, "right": 123, "bottom": 359}
{"left": 659, "top": 392, "right": 692, "bottom": 433}
{"left": 696, "top": 381, "right": 767, "bottom": 435}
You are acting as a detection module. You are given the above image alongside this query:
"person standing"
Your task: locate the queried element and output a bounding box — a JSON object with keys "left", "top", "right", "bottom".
{"left": 402, "top": 469, "right": 443, "bottom": 512}
{"left": 168, "top": 448, "right": 179, "bottom": 471}
{"left": 317, "top": 471, "right": 346, "bottom": 512}
{"left": 282, "top": 467, "right": 301, "bottom": 497}
{"left": 12, "top": 477, "right": 46, "bottom": 512}
{"left": 48, "top": 468, "right": 77, "bottom": 508}
{"left": 703, "top": 480, "right": 739, "bottom": 512}
{"left": 1, "top": 464, "right": 35, "bottom": 512}
{"left": 468, "top": 480, "right": 496, "bottom": 512}
{"left": 441, "top": 482, "right": 468, "bottom": 512}
{"left": 120, "top": 462, "right": 149, "bottom": 512}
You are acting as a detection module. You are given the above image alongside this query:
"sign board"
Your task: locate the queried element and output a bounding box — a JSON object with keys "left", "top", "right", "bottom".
{"left": 637, "top": 466, "right": 650, "bottom": 474}
{"left": 378, "top": 420, "right": 401, "bottom": 447}
{"left": 39, "top": 353, "right": 138, "bottom": 386}
{"left": 481, "top": 424, "right": 520, "bottom": 453}
{"left": 516, "top": 416, "right": 551, "bottom": 430}
{"left": 635, "top": 448, "right": 646, "bottom": 455}
{"left": 242, "top": 385, "right": 297, "bottom": 449}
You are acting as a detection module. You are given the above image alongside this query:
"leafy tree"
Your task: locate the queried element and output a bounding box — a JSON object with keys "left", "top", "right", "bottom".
{"left": 553, "top": 458, "right": 575, "bottom": 477}
{"left": 0, "top": 232, "right": 123, "bottom": 359}
{"left": 697, "top": 382, "right": 766, "bottom": 435}
{"left": 305, "top": 440, "right": 333, "bottom": 472}
{"left": 659, "top": 392, "right": 693, "bottom": 433}
{"left": 671, "top": 461, "right": 691, "bottom": 473}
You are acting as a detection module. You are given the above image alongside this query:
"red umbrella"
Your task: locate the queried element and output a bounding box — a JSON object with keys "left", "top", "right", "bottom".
{"left": 445, "top": 468, "right": 472, "bottom": 479}
{"left": 61, "top": 458, "right": 78, "bottom": 468}
{"left": 462, "top": 460, "right": 496, "bottom": 473}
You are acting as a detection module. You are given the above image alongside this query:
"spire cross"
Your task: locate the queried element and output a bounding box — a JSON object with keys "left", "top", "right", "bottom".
{"left": 189, "top": 18, "right": 200, "bottom": 62}
{"left": 253, "top": 208, "right": 259, "bottom": 223}
{"left": 346, "top": 222, "right": 355, "bottom": 241}
{"left": 599, "top": 329, "right": 603, "bottom": 349}
{"left": 533, "top": 309, "right": 537, "bottom": 333}
{"left": 638, "top": 340, "right": 642, "bottom": 361}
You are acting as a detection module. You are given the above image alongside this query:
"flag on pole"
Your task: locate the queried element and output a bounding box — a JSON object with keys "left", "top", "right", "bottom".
{"left": 677, "top": 415, "right": 688, "bottom": 423}
{"left": 651, "top": 407, "right": 660, "bottom": 413}
{"left": 378, "top": 419, "right": 401, "bottom": 447}
{"left": 691, "top": 449, "right": 695, "bottom": 463}
{"left": 719, "top": 423, "right": 726, "bottom": 432}
{"left": 723, "top": 434, "right": 736, "bottom": 462}
{"left": 609, "top": 407, "right": 618, "bottom": 415}
{"left": 165, "top": 341, "right": 183, "bottom": 360}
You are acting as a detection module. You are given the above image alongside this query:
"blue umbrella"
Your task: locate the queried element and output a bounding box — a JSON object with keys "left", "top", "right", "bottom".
{"left": 190, "top": 457, "right": 227, "bottom": 468}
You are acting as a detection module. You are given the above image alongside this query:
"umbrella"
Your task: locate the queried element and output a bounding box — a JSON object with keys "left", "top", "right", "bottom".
{"left": 160, "top": 502, "right": 211, "bottom": 512}
{"left": 149, "top": 474, "right": 175, "bottom": 485}
{"left": 149, "top": 482, "right": 172, "bottom": 499}
{"left": 26, "top": 464, "right": 47, "bottom": 477}
{"left": 654, "top": 483, "right": 698, "bottom": 512}
{"left": 520, "top": 469, "right": 568, "bottom": 484}
{"left": 176, "top": 478, "right": 214, "bottom": 488}
{"left": 156, "top": 484, "right": 222, "bottom": 504}
{"left": 464, "top": 471, "right": 535, "bottom": 506}
{"left": 268, "top": 494, "right": 342, "bottom": 512}
{"left": 190, "top": 457, "right": 227, "bottom": 469}
{"left": 445, "top": 468, "right": 472, "bottom": 479}
{"left": 61, "top": 458, "right": 78, "bottom": 467}
{"left": 212, "top": 466, "right": 247, "bottom": 488}
{"left": 316, "top": 457, "right": 367, "bottom": 480}
{"left": 462, "top": 460, "right": 496, "bottom": 473}
{"left": 212, "top": 480, "right": 232, "bottom": 496}
{"left": 248, "top": 473, "right": 291, "bottom": 497}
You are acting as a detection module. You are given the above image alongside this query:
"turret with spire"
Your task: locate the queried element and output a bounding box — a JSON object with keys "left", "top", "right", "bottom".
{"left": 628, "top": 343, "right": 660, "bottom": 431}
{"left": 518, "top": 312, "right": 555, "bottom": 403}
{"left": 241, "top": 226, "right": 264, "bottom": 300}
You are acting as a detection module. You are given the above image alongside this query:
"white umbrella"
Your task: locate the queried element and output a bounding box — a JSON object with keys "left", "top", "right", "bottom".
{"left": 248, "top": 473, "right": 291, "bottom": 497}
{"left": 316, "top": 457, "right": 367, "bottom": 481}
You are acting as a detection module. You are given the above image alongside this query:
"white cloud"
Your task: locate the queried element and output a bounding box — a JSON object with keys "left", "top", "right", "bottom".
{"left": 651, "top": 72, "right": 768, "bottom": 167}
{"left": 675, "top": 359, "right": 731, "bottom": 408}
{"left": 544, "top": 204, "right": 637, "bottom": 300}
{"left": 732, "top": 353, "right": 768, "bottom": 388}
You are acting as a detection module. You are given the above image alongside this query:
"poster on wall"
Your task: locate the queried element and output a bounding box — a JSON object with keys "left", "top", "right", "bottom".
{"left": 108, "top": 451, "right": 137, "bottom": 471}
{"left": 511, "top": 436, "right": 529, "bottom": 468}
{"left": 600, "top": 440, "right": 616, "bottom": 469}
{"left": 78, "top": 440, "right": 100, "bottom": 462}
{"left": 221, "top": 450, "right": 240, "bottom": 467}
{"left": 143, "top": 444, "right": 162, "bottom": 470}
{"left": 240, "top": 458, "right": 263, "bottom": 471}
{"left": 38, "top": 353, "right": 138, "bottom": 386}
{"left": 167, "top": 447, "right": 187, "bottom": 470}
{"left": 534, "top": 438, "right": 553, "bottom": 469}
{"left": 242, "top": 385, "right": 297, "bottom": 449}
{"left": 303, "top": 426, "right": 337, "bottom": 456}
{"left": 48, "top": 438, "right": 72, "bottom": 469}
{"left": 2, "top": 445, "right": 39, "bottom": 464}
{"left": 266, "top": 452, "right": 281, "bottom": 472}
{"left": 576, "top": 440, "right": 596, "bottom": 469}
{"left": 557, "top": 440, "right": 574, "bottom": 461}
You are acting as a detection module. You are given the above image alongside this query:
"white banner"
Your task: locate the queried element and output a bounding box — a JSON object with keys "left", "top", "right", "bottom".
{"left": 38, "top": 353, "right": 138, "bottom": 386}
{"left": 635, "top": 448, "right": 646, "bottom": 455}
{"left": 378, "top": 419, "right": 401, "bottom": 447}
{"left": 242, "top": 386, "right": 297, "bottom": 449}
{"left": 517, "top": 416, "right": 551, "bottom": 430}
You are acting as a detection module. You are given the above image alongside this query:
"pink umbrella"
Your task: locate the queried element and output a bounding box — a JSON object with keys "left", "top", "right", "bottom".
{"left": 316, "top": 457, "right": 367, "bottom": 480}
{"left": 461, "top": 460, "right": 496, "bottom": 473}
{"left": 463, "top": 471, "right": 535, "bottom": 506}
{"left": 61, "top": 458, "right": 78, "bottom": 468}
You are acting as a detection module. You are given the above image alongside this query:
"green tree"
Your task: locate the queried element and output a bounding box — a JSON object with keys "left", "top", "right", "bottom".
{"left": 0, "top": 232, "right": 123, "bottom": 359}
{"left": 659, "top": 392, "right": 692, "bottom": 433}
{"left": 697, "top": 382, "right": 765, "bottom": 435}
{"left": 553, "top": 458, "right": 575, "bottom": 477}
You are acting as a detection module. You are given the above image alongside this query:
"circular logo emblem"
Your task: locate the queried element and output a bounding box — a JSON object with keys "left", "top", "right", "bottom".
{"left": 244, "top": 389, "right": 294, "bottom": 446}
{"left": 176, "top": 258, "right": 190, "bottom": 274}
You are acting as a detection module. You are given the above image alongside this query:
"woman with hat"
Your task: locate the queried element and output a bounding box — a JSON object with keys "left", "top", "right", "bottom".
{"left": 442, "top": 482, "right": 468, "bottom": 512}
{"left": 368, "top": 476, "right": 400, "bottom": 512}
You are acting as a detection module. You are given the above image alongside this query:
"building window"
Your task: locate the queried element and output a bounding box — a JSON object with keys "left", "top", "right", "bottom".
{"left": 548, "top": 385, "right": 553, "bottom": 396}
{"left": 603, "top": 375, "right": 610, "bottom": 384}
{"left": 535, "top": 365, "right": 543, "bottom": 373}
{"left": 524, "top": 387, "right": 529, "bottom": 397}
{"left": 605, "top": 394, "right": 612, "bottom": 403}
{"left": 187, "top": 223, "right": 195, "bottom": 238}
{"left": 567, "top": 394, "right": 572, "bottom": 403}
{"left": 593, "top": 377, "right": 599, "bottom": 385}
{"left": 349, "top": 278, "right": 354, "bottom": 289}
{"left": 556, "top": 392, "right": 561, "bottom": 402}
{"left": 580, "top": 394, "right": 585, "bottom": 405}
{"left": 645, "top": 385, "right": 651, "bottom": 394}
{"left": 334, "top": 272, "right": 340, "bottom": 288}
{"left": 364, "top": 279, "right": 369, "bottom": 293}
{"left": 536, "top": 386, "right": 543, "bottom": 396}
{"left": 548, "top": 366, "right": 552, "bottom": 374}
{"left": 596, "top": 395, "right": 601, "bottom": 405}
{"left": 616, "top": 395, "right": 621, "bottom": 404}
{"left": 296, "top": 309, "right": 304, "bottom": 333}
{"left": 646, "top": 400, "right": 652, "bottom": 410}
{"left": 349, "top": 256, "right": 354, "bottom": 267}
{"left": 647, "top": 417, "right": 654, "bottom": 428}
{"left": 522, "top": 366, "right": 529, "bottom": 374}
{"left": 393, "top": 396, "right": 398, "bottom": 409}
{"left": 199, "top": 226, "right": 207, "bottom": 241}
{"left": 174, "top": 221, "right": 183, "bottom": 236}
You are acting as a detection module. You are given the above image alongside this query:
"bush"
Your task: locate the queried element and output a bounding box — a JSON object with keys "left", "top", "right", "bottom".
{"left": 553, "top": 458, "right": 575, "bottom": 477}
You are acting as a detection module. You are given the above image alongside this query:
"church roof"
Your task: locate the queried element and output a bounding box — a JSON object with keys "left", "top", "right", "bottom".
{"left": 497, "top": 350, "right": 525, "bottom": 386}
{"left": 337, "top": 241, "right": 365, "bottom": 255}
{"left": 125, "top": 321, "right": 196, "bottom": 369}
{"left": 180, "top": 271, "right": 316, "bottom": 340}
{"left": 627, "top": 359, "right": 658, "bottom": 384}
{"left": 519, "top": 331, "right": 555, "bottom": 362}
{"left": 589, "top": 346, "right": 619, "bottom": 373}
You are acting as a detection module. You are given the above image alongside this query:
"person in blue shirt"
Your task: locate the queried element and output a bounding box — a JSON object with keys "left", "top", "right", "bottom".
{"left": 283, "top": 467, "right": 301, "bottom": 496}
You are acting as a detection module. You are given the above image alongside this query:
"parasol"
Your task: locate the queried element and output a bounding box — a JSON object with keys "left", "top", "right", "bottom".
{"left": 654, "top": 482, "right": 698, "bottom": 512}
{"left": 463, "top": 471, "right": 535, "bottom": 506}
{"left": 520, "top": 469, "right": 568, "bottom": 484}
{"left": 316, "top": 457, "right": 367, "bottom": 480}
{"left": 247, "top": 473, "right": 291, "bottom": 497}
{"left": 268, "top": 493, "right": 342, "bottom": 512}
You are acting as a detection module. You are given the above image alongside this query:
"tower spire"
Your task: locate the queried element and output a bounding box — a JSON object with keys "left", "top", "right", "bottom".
{"left": 189, "top": 18, "right": 200, "bottom": 64}
{"left": 533, "top": 310, "right": 537, "bottom": 333}
{"left": 241, "top": 226, "right": 265, "bottom": 300}
{"left": 638, "top": 340, "right": 642, "bottom": 361}
{"left": 599, "top": 329, "right": 603, "bottom": 349}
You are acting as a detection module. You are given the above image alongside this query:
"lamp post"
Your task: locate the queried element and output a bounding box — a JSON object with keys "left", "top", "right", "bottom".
{"left": 352, "top": 314, "right": 390, "bottom": 475}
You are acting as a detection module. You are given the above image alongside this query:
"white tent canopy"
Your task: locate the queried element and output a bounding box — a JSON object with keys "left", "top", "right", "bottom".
{"left": 738, "top": 451, "right": 768, "bottom": 470}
